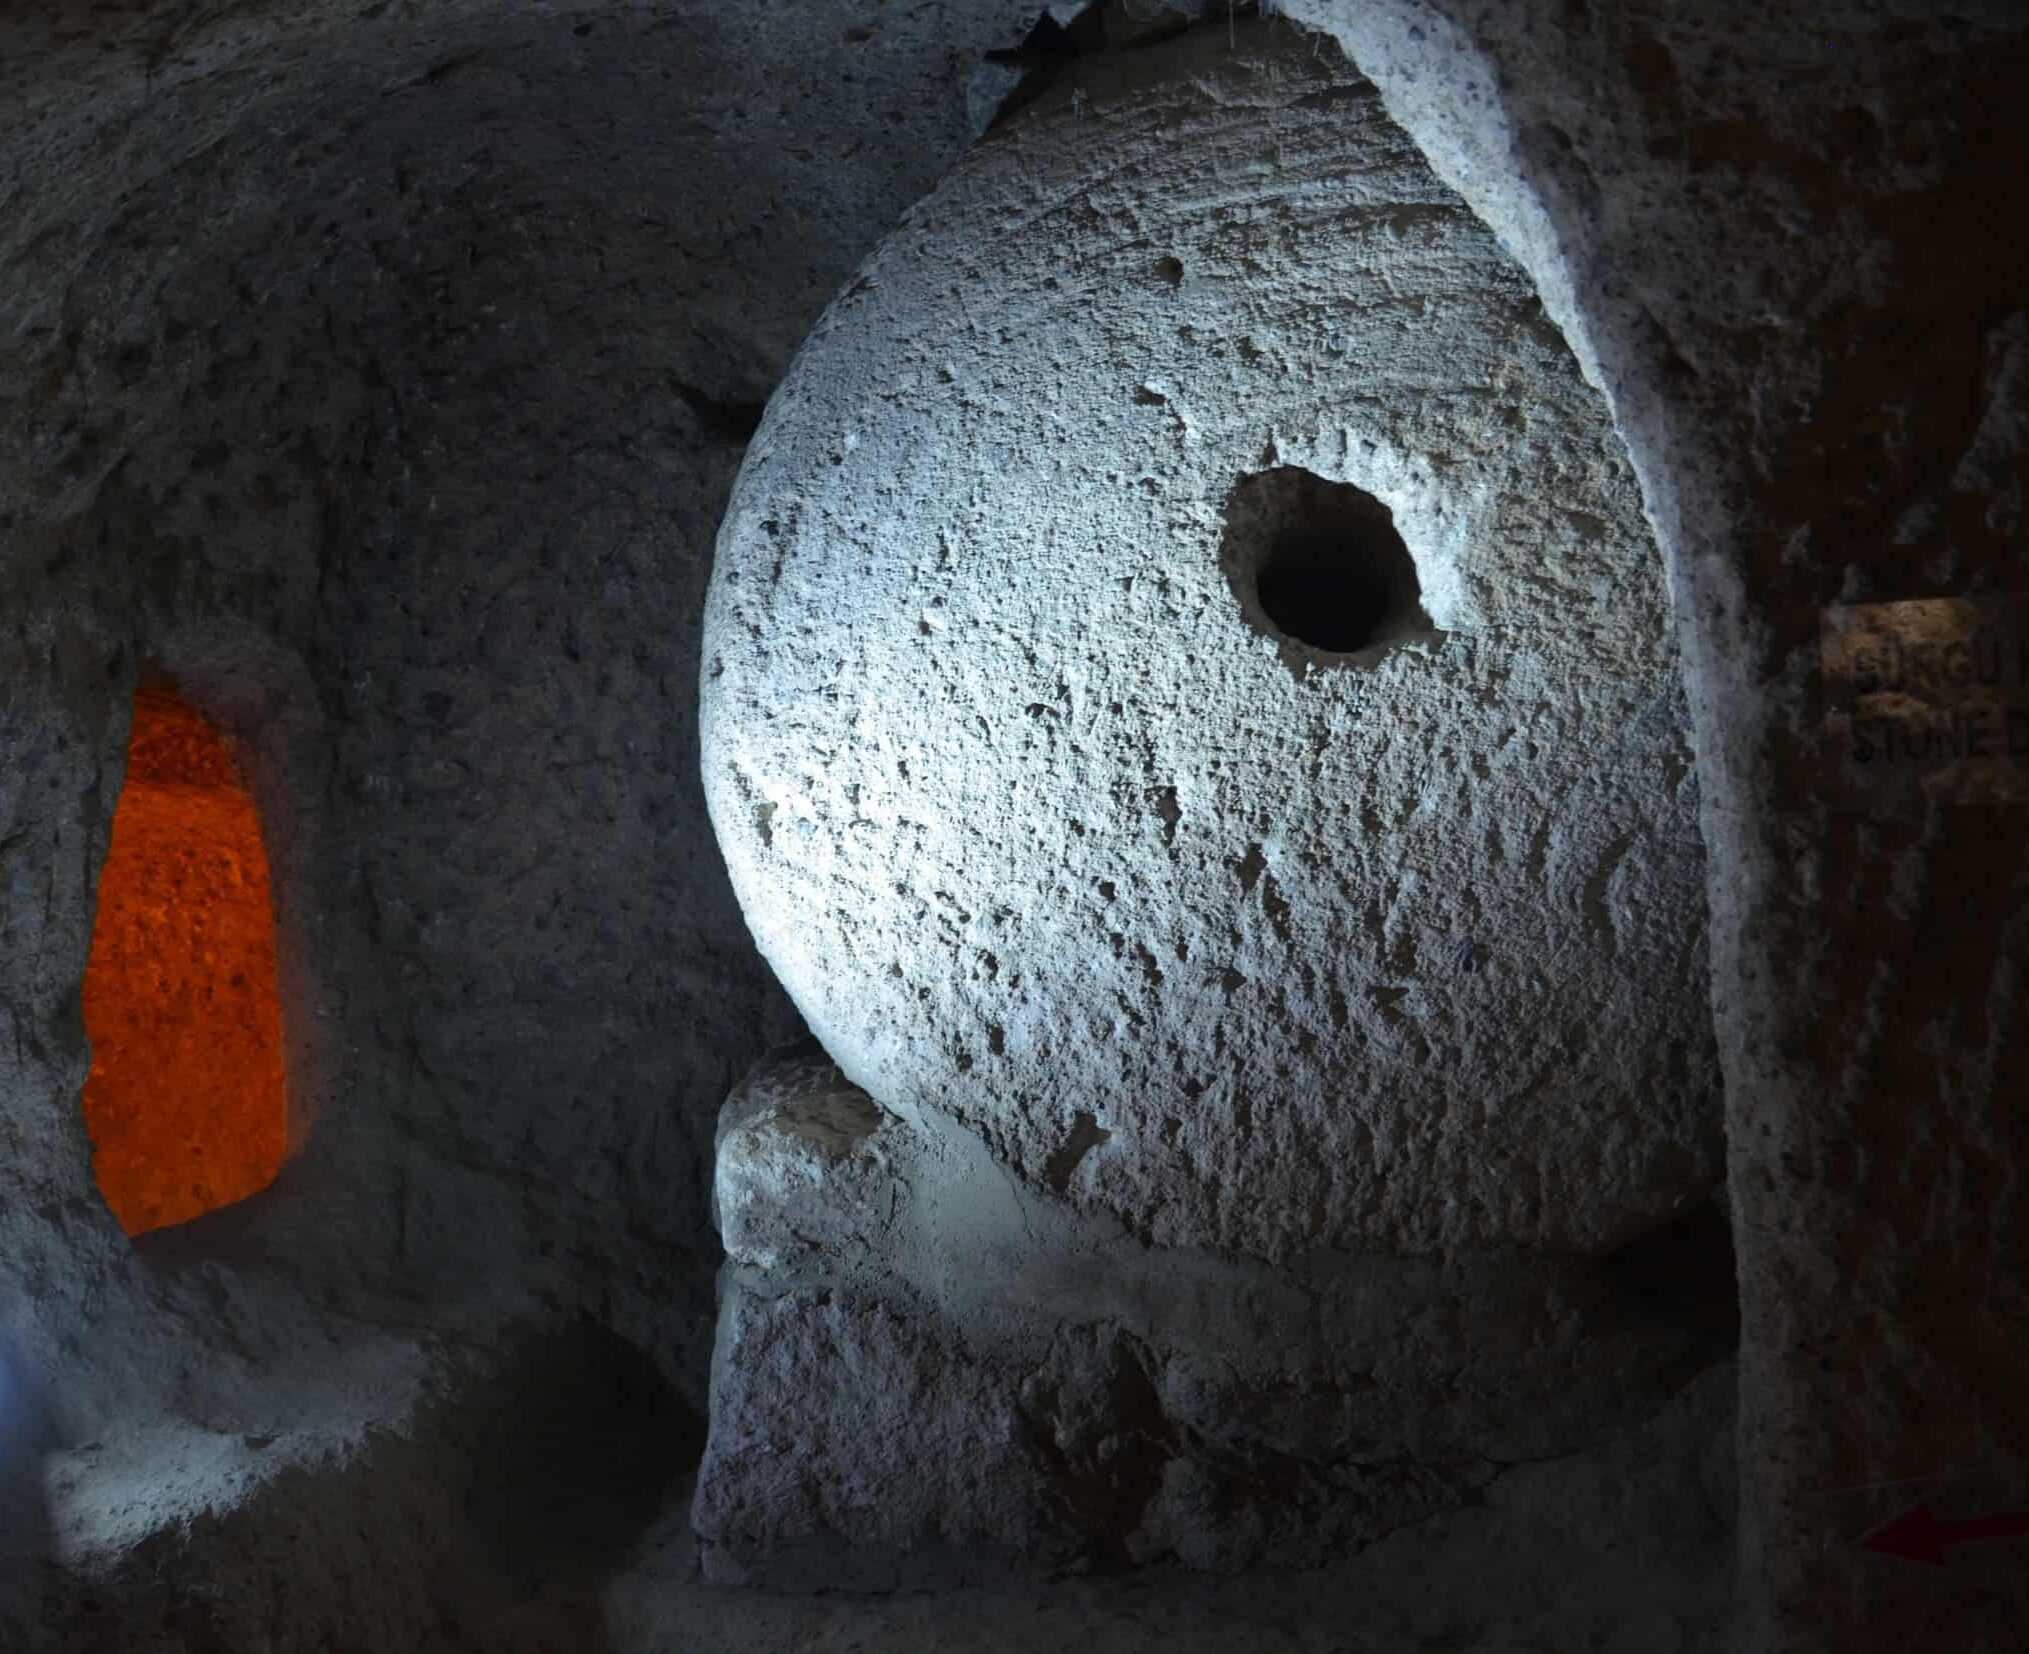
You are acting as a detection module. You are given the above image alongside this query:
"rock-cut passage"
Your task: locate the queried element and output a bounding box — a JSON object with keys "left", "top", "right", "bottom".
{"left": 81, "top": 686, "right": 287, "bottom": 1235}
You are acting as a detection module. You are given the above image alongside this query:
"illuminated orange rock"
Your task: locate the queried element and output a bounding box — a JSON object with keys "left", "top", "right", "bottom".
{"left": 82, "top": 686, "right": 287, "bottom": 1235}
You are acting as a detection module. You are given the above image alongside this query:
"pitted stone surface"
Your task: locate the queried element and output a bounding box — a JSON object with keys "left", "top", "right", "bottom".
{"left": 1273, "top": 9, "right": 2029, "bottom": 1650}
{"left": 0, "top": 0, "right": 1038, "bottom": 1638}
{"left": 701, "top": 19, "right": 1722, "bottom": 1262}
{"left": 694, "top": 1048, "right": 1736, "bottom": 1583}
{"left": 695, "top": 1278, "right": 1499, "bottom": 1586}
{"left": 714, "top": 1039, "right": 901, "bottom": 1272}
{"left": 0, "top": 0, "right": 1044, "bottom": 1408}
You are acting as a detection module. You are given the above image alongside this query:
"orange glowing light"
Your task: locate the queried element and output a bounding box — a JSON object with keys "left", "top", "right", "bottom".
{"left": 81, "top": 685, "right": 287, "bottom": 1235}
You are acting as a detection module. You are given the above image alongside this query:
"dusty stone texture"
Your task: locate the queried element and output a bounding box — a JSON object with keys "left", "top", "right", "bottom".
{"left": 713, "top": 1041, "right": 897, "bottom": 1273}
{"left": 1, "top": 0, "right": 812, "bottom": 1427}
{"left": 702, "top": 18, "right": 1722, "bottom": 1264}
{"left": 695, "top": 1046, "right": 1735, "bottom": 1584}
{"left": 1274, "top": 3, "right": 2029, "bottom": 1649}
{"left": 0, "top": 0, "right": 1037, "bottom": 1643}
{"left": 4, "top": 0, "right": 2015, "bottom": 1648}
{"left": 27, "top": 1362, "right": 1740, "bottom": 1654}
{"left": 697, "top": 1280, "right": 1498, "bottom": 1586}
{"left": 677, "top": 1369, "right": 1736, "bottom": 1651}
{"left": 21, "top": 1318, "right": 697, "bottom": 1654}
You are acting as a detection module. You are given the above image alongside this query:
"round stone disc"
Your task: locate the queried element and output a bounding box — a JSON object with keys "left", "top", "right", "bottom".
{"left": 701, "top": 20, "right": 1721, "bottom": 1262}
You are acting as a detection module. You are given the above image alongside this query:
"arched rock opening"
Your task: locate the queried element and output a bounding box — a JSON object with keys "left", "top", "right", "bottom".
{"left": 0, "top": 0, "right": 1035, "bottom": 1639}
{"left": 82, "top": 684, "right": 287, "bottom": 1235}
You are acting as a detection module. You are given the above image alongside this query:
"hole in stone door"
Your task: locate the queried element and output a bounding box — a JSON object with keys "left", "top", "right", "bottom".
{"left": 81, "top": 684, "right": 287, "bottom": 1235}
{"left": 1221, "top": 467, "right": 1434, "bottom": 657}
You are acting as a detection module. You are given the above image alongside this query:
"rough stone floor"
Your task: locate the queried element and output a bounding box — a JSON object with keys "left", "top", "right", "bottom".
{"left": 593, "top": 1460, "right": 1729, "bottom": 1654}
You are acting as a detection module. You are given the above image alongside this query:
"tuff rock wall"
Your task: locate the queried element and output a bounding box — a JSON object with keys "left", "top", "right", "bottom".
{"left": 0, "top": 3, "right": 2019, "bottom": 1652}
{"left": 0, "top": 1, "right": 1034, "bottom": 1644}
{"left": 1275, "top": 3, "right": 2029, "bottom": 1647}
